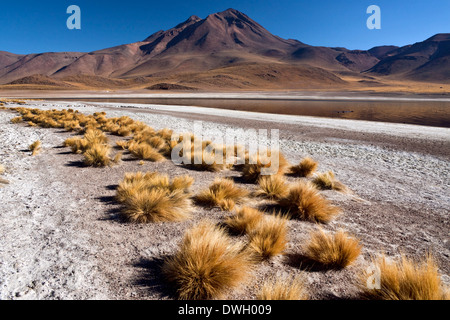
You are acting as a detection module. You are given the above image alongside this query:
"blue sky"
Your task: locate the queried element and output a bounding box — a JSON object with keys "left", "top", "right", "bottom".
{"left": 1, "top": 0, "right": 449, "bottom": 54}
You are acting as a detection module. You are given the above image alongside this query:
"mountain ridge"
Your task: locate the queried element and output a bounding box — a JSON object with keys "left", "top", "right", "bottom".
{"left": 0, "top": 8, "right": 448, "bottom": 86}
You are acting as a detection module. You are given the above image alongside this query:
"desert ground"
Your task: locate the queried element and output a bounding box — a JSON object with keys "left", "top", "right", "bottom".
{"left": 0, "top": 98, "right": 448, "bottom": 300}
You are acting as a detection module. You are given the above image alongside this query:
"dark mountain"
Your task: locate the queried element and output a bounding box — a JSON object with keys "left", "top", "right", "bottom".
{"left": 366, "top": 33, "right": 450, "bottom": 82}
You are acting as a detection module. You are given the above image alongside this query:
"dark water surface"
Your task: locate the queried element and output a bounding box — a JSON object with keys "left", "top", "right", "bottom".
{"left": 54, "top": 97, "right": 450, "bottom": 128}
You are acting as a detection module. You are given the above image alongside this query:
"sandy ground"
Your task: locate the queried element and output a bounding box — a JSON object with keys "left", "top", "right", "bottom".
{"left": 0, "top": 100, "right": 448, "bottom": 300}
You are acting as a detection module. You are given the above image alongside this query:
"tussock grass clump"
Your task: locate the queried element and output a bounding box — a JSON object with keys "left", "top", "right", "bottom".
{"left": 224, "top": 207, "right": 265, "bottom": 234}
{"left": 116, "top": 140, "right": 130, "bottom": 150}
{"left": 184, "top": 149, "right": 228, "bottom": 172}
{"left": 112, "top": 152, "right": 123, "bottom": 165}
{"left": 289, "top": 157, "right": 318, "bottom": 177}
{"left": 241, "top": 150, "right": 289, "bottom": 183}
{"left": 67, "top": 137, "right": 89, "bottom": 153}
{"left": 83, "top": 143, "right": 111, "bottom": 167}
{"left": 84, "top": 128, "right": 108, "bottom": 145}
{"left": 128, "top": 142, "right": 165, "bottom": 162}
{"left": 10, "top": 116, "right": 23, "bottom": 124}
{"left": 162, "top": 221, "right": 254, "bottom": 300}
{"left": 361, "top": 254, "right": 449, "bottom": 300}
{"left": 248, "top": 214, "right": 288, "bottom": 260}
{"left": 254, "top": 175, "right": 289, "bottom": 200}
{"left": 258, "top": 274, "right": 309, "bottom": 300}
{"left": 116, "top": 171, "right": 194, "bottom": 222}
{"left": 0, "top": 164, "right": 5, "bottom": 175}
{"left": 195, "top": 178, "right": 249, "bottom": 211}
{"left": 170, "top": 175, "right": 195, "bottom": 193}
{"left": 303, "top": 229, "right": 362, "bottom": 270}
{"left": 29, "top": 140, "right": 41, "bottom": 156}
{"left": 123, "top": 188, "right": 192, "bottom": 223}
{"left": 313, "top": 171, "right": 347, "bottom": 192}
{"left": 277, "top": 181, "right": 340, "bottom": 223}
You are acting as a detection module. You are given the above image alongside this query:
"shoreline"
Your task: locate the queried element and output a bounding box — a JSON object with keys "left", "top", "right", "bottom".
{"left": 2, "top": 90, "right": 450, "bottom": 102}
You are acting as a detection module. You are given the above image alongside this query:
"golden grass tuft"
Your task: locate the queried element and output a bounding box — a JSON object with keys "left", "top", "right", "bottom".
{"left": 162, "top": 221, "right": 254, "bottom": 300}
{"left": 241, "top": 150, "right": 289, "bottom": 183}
{"left": 195, "top": 178, "right": 249, "bottom": 211}
{"left": 83, "top": 143, "right": 111, "bottom": 167}
{"left": 116, "top": 140, "right": 130, "bottom": 150}
{"left": 254, "top": 175, "right": 289, "bottom": 200}
{"left": 10, "top": 116, "right": 23, "bottom": 124}
{"left": 0, "top": 164, "right": 5, "bottom": 175}
{"left": 258, "top": 274, "right": 309, "bottom": 300}
{"left": 248, "top": 214, "right": 288, "bottom": 260}
{"left": 29, "top": 140, "right": 41, "bottom": 156}
{"left": 224, "top": 207, "right": 265, "bottom": 234}
{"left": 184, "top": 150, "right": 227, "bottom": 172}
{"left": 170, "top": 175, "right": 195, "bottom": 193}
{"left": 313, "top": 171, "right": 347, "bottom": 192}
{"left": 360, "top": 253, "right": 449, "bottom": 300}
{"left": 116, "top": 171, "right": 194, "bottom": 222}
{"left": 129, "top": 142, "right": 165, "bottom": 162}
{"left": 277, "top": 181, "right": 340, "bottom": 223}
{"left": 122, "top": 188, "right": 192, "bottom": 223}
{"left": 84, "top": 128, "right": 108, "bottom": 145}
{"left": 112, "top": 152, "right": 123, "bottom": 165}
{"left": 303, "top": 229, "right": 362, "bottom": 269}
{"left": 289, "top": 157, "right": 318, "bottom": 177}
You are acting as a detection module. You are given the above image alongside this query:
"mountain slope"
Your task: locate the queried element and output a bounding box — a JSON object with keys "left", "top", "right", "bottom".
{"left": 366, "top": 33, "right": 450, "bottom": 82}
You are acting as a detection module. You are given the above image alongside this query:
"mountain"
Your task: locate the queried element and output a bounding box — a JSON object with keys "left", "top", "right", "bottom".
{"left": 366, "top": 33, "right": 450, "bottom": 82}
{"left": 0, "top": 9, "right": 448, "bottom": 87}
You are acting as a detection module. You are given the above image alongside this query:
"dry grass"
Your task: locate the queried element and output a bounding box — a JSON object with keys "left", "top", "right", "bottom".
{"left": 116, "top": 171, "right": 194, "bottom": 222}
{"left": 277, "top": 181, "right": 341, "bottom": 223}
{"left": 128, "top": 142, "right": 165, "bottom": 162}
{"left": 10, "top": 116, "right": 22, "bottom": 124}
{"left": 195, "top": 178, "right": 249, "bottom": 211}
{"left": 254, "top": 175, "right": 289, "bottom": 200}
{"left": 224, "top": 207, "right": 265, "bottom": 234}
{"left": 257, "top": 274, "right": 309, "bottom": 300}
{"left": 112, "top": 152, "right": 123, "bottom": 165}
{"left": 289, "top": 157, "right": 318, "bottom": 177}
{"left": 303, "top": 229, "right": 362, "bottom": 270}
{"left": 241, "top": 150, "right": 289, "bottom": 183}
{"left": 313, "top": 171, "right": 347, "bottom": 192}
{"left": 248, "top": 214, "right": 288, "bottom": 260}
{"left": 0, "top": 165, "right": 8, "bottom": 185}
{"left": 162, "top": 221, "right": 254, "bottom": 300}
{"left": 360, "top": 253, "right": 449, "bottom": 300}
{"left": 184, "top": 149, "right": 227, "bottom": 172}
{"left": 122, "top": 189, "right": 192, "bottom": 223}
{"left": 83, "top": 143, "right": 111, "bottom": 167}
{"left": 170, "top": 175, "right": 195, "bottom": 193}
{"left": 29, "top": 140, "right": 41, "bottom": 156}
{"left": 116, "top": 140, "right": 130, "bottom": 150}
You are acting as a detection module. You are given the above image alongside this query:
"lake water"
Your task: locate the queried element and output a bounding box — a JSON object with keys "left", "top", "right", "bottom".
{"left": 59, "top": 97, "right": 450, "bottom": 128}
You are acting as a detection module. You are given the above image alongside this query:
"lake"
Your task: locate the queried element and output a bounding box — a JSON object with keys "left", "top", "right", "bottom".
{"left": 55, "top": 97, "right": 450, "bottom": 128}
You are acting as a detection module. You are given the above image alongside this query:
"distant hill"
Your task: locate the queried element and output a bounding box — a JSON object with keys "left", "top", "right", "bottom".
{"left": 0, "top": 9, "right": 448, "bottom": 87}
{"left": 366, "top": 34, "right": 450, "bottom": 82}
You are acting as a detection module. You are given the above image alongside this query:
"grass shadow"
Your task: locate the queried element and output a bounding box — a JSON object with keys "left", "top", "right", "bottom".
{"left": 64, "top": 160, "right": 87, "bottom": 168}
{"left": 284, "top": 253, "right": 346, "bottom": 272}
{"left": 284, "top": 253, "right": 327, "bottom": 272}
{"left": 132, "top": 257, "right": 177, "bottom": 299}
{"left": 105, "top": 184, "right": 118, "bottom": 191}
{"left": 230, "top": 175, "right": 254, "bottom": 185}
